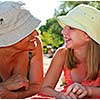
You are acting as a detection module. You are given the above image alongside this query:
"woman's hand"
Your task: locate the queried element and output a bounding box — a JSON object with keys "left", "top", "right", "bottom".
{"left": 0, "top": 86, "right": 17, "bottom": 98}
{"left": 65, "top": 83, "right": 88, "bottom": 98}
{"left": 3, "top": 74, "right": 29, "bottom": 91}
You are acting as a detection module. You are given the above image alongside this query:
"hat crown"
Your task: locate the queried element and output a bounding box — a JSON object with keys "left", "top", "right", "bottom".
{"left": 67, "top": 4, "right": 100, "bottom": 22}
{"left": 0, "top": 1, "right": 25, "bottom": 30}
{"left": 0, "top": 1, "right": 41, "bottom": 47}
{"left": 0, "top": 1, "right": 24, "bottom": 13}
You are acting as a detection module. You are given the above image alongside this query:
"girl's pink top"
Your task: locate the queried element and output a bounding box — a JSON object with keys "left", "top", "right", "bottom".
{"left": 63, "top": 67, "right": 100, "bottom": 98}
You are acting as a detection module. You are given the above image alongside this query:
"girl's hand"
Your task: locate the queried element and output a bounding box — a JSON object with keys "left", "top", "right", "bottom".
{"left": 55, "top": 92, "right": 77, "bottom": 99}
{"left": 65, "top": 83, "right": 88, "bottom": 98}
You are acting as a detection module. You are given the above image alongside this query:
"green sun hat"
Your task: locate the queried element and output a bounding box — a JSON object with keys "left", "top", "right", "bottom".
{"left": 57, "top": 4, "right": 100, "bottom": 44}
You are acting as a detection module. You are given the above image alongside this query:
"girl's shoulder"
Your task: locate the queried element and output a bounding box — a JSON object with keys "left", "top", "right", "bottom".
{"left": 55, "top": 47, "right": 68, "bottom": 55}
{"left": 56, "top": 46, "right": 68, "bottom": 52}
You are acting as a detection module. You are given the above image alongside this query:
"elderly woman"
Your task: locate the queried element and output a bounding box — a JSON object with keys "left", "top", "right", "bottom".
{"left": 39, "top": 4, "right": 100, "bottom": 99}
{"left": 0, "top": 1, "right": 43, "bottom": 99}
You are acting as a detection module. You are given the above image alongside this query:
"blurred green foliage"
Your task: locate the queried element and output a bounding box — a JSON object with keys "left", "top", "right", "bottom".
{"left": 39, "top": 1, "right": 100, "bottom": 53}
{"left": 40, "top": 18, "right": 63, "bottom": 53}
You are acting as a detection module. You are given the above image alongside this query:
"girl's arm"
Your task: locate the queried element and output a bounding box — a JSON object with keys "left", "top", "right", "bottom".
{"left": 85, "top": 86, "right": 100, "bottom": 98}
{"left": 39, "top": 47, "right": 71, "bottom": 98}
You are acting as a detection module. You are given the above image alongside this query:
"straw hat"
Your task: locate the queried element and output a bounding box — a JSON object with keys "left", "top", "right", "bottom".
{"left": 57, "top": 4, "right": 100, "bottom": 44}
{"left": 0, "top": 1, "right": 41, "bottom": 47}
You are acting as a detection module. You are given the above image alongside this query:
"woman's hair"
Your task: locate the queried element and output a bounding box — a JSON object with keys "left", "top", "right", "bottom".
{"left": 66, "top": 40, "right": 100, "bottom": 80}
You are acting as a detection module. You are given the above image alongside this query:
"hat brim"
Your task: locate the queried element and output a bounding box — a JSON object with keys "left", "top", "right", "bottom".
{"left": 57, "top": 16, "right": 100, "bottom": 44}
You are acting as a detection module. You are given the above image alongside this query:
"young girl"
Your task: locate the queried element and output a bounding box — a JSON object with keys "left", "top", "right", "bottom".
{"left": 39, "top": 4, "right": 100, "bottom": 99}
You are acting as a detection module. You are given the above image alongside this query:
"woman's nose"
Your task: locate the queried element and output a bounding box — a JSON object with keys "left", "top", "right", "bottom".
{"left": 32, "top": 30, "right": 39, "bottom": 36}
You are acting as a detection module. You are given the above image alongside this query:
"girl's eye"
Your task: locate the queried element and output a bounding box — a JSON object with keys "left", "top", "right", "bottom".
{"left": 70, "top": 27, "right": 75, "bottom": 30}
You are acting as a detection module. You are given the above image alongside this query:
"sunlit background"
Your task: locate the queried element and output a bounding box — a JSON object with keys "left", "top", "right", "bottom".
{"left": 0, "top": 0, "right": 59, "bottom": 25}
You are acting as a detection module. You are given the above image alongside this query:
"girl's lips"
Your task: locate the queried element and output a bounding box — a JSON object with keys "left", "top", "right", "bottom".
{"left": 64, "top": 38, "right": 71, "bottom": 42}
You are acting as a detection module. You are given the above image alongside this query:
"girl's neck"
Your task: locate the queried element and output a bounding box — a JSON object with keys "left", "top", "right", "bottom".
{"left": 74, "top": 44, "right": 88, "bottom": 63}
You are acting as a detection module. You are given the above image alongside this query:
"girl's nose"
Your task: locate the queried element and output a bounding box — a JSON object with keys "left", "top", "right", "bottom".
{"left": 61, "top": 26, "right": 70, "bottom": 35}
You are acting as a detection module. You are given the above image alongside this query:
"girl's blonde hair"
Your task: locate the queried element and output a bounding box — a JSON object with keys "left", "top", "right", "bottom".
{"left": 66, "top": 40, "right": 100, "bottom": 80}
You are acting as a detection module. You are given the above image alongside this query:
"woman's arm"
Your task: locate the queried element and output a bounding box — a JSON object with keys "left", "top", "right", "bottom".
{"left": 29, "top": 36, "right": 43, "bottom": 83}
{"left": 0, "top": 83, "right": 41, "bottom": 99}
{"left": 0, "top": 36, "right": 44, "bottom": 99}
{"left": 1, "top": 51, "right": 29, "bottom": 91}
{"left": 15, "top": 36, "right": 44, "bottom": 98}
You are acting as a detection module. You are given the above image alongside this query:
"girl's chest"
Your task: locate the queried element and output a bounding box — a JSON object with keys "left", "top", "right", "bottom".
{"left": 70, "top": 64, "right": 87, "bottom": 83}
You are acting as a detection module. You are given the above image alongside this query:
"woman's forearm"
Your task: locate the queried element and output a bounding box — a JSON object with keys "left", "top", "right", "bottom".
{"left": 16, "top": 83, "right": 40, "bottom": 98}
{"left": 0, "top": 83, "right": 40, "bottom": 99}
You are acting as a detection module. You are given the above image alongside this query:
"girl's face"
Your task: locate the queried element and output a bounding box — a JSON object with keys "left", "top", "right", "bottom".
{"left": 12, "top": 30, "right": 39, "bottom": 51}
{"left": 61, "top": 26, "right": 90, "bottom": 49}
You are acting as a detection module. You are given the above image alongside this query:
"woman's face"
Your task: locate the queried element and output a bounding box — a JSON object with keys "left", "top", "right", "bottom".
{"left": 61, "top": 26, "right": 90, "bottom": 49}
{"left": 12, "top": 30, "right": 39, "bottom": 51}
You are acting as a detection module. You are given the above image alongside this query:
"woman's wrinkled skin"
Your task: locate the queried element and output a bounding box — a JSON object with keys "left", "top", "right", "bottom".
{"left": 0, "top": 30, "right": 43, "bottom": 98}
